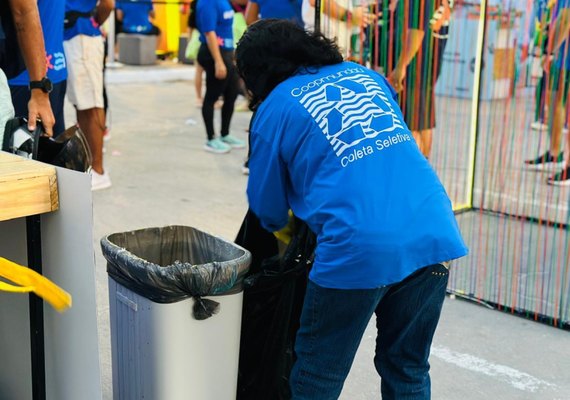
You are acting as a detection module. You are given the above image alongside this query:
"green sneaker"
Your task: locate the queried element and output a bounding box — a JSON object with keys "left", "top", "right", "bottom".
{"left": 204, "top": 138, "right": 231, "bottom": 154}
{"left": 220, "top": 134, "right": 246, "bottom": 149}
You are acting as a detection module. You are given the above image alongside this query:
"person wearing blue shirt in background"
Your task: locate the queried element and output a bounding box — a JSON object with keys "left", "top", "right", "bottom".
{"left": 236, "top": 19, "right": 468, "bottom": 399}
{"left": 1, "top": 0, "right": 55, "bottom": 137}
{"left": 64, "top": 0, "right": 114, "bottom": 190}
{"left": 245, "top": 0, "right": 303, "bottom": 27}
{"left": 9, "top": 0, "right": 67, "bottom": 137}
{"left": 190, "top": 0, "right": 246, "bottom": 153}
{"left": 115, "top": 0, "right": 160, "bottom": 35}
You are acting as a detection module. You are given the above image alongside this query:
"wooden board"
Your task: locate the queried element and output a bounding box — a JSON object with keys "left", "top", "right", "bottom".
{"left": 0, "top": 151, "right": 59, "bottom": 221}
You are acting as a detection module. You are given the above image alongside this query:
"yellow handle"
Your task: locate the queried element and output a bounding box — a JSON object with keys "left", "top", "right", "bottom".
{"left": 0, "top": 281, "right": 35, "bottom": 293}
{"left": 0, "top": 257, "right": 72, "bottom": 312}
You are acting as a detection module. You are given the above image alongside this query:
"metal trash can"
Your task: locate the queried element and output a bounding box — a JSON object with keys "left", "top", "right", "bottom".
{"left": 101, "top": 226, "right": 251, "bottom": 400}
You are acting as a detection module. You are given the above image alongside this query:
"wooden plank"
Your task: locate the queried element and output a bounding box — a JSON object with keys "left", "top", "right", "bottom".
{"left": 0, "top": 152, "right": 59, "bottom": 221}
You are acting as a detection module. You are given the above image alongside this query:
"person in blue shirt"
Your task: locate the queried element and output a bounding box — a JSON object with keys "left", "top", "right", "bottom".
{"left": 190, "top": 0, "right": 246, "bottom": 153}
{"left": 525, "top": 0, "right": 570, "bottom": 186}
{"left": 245, "top": 0, "right": 303, "bottom": 27}
{"left": 236, "top": 19, "right": 468, "bottom": 399}
{"left": 9, "top": 0, "right": 67, "bottom": 136}
{"left": 116, "top": 0, "right": 160, "bottom": 36}
{"left": 1, "top": 0, "right": 55, "bottom": 136}
{"left": 63, "top": 0, "right": 114, "bottom": 190}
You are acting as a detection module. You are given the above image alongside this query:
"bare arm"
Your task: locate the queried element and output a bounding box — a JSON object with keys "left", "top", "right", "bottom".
{"left": 551, "top": 8, "right": 570, "bottom": 55}
{"left": 115, "top": 8, "right": 124, "bottom": 22}
{"left": 8, "top": 0, "right": 54, "bottom": 134}
{"left": 308, "top": 0, "right": 372, "bottom": 27}
{"left": 245, "top": 2, "right": 259, "bottom": 26}
{"left": 543, "top": 8, "right": 570, "bottom": 72}
{"left": 387, "top": 28, "right": 424, "bottom": 91}
{"left": 95, "top": 0, "right": 115, "bottom": 26}
{"left": 395, "top": 29, "right": 425, "bottom": 72}
{"left": 204, "top": 31, "right": 227, "bottom": 79}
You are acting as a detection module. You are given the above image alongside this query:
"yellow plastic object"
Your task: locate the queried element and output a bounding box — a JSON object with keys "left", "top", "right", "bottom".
{"left": 0, "top": 257, "right": 72, "bottom": 312}
{"left": 274, "top": 211, "right": 296, "bottom": 245}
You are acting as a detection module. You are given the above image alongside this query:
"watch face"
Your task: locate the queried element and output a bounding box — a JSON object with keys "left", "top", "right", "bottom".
{"left": 42, "top": 78, "right": 53, "bottom": 93}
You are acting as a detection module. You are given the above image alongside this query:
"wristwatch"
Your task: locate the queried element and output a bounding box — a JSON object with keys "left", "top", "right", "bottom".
{"left": 29, "top": 77, "right": 53, "bottom": 94}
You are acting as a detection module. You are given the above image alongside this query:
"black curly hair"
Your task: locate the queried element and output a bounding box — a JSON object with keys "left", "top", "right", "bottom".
{"left": 235, "top": 19, "right": 343, "bottom": 111}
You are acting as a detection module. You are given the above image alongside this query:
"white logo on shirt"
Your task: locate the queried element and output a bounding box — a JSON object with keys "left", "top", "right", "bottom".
{"left": 296, "top": 72, "right": 406, "bottom": 159}
{"left": 223, "top": 10, "right": 234, "bottom": 19}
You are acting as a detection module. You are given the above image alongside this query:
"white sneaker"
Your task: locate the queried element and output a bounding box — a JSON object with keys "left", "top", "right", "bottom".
{"left": 91, "top": 170, "right": 112, "bottom": 191}
{"left": 531, "top": 121, "right": 548, "bottom": 131}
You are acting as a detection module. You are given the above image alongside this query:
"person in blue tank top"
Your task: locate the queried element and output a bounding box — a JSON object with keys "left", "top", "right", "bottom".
{"left": 236, "top": 19, "right": 468, "bottom": 399}
{"left": 245, "top": 0, "right": 303, "bottom": 27}
{"left": 190, "top": 0, "right": 246, "bottom": 153}
{"left": 9, "top": 0, "right": 67, "bottom": 136}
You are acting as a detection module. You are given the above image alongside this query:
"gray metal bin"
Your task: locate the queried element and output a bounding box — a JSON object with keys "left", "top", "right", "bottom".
{"left": 101, "top": 226, "right": 251, "bottom": 400}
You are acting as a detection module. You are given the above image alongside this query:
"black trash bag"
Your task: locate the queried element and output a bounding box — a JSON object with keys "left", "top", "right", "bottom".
{"left": 3, "top": 118, "right": 91, "bottom": 172}
{"left": 101, "top": 226, "right": 251, "bottom": 320}
{"left": 236, "top": 211, "right": 316, "bottom": 400}
{"left": 36, "top": 125, "right": 92, "bottom": 172}
{"left": 235, "top": 208, "right": 279, "bottom": 274}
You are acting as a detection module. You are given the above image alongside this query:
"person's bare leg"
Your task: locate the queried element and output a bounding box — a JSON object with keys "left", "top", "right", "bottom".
{"left": 422, "top": 129, "right": 433, "bottom": 158}
{"left": 195, "top": 63, "right": 203, "bottom": 106}
{"left": 550, "top": 87, "right": 565, "bottom": 158}
{"left": 77, "top": 107, "right": 106, "bottom": 174}
{"left": 412, "top": 130, "right": 423, "bottom": 155}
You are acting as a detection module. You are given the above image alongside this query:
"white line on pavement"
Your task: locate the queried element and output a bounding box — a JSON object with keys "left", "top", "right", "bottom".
{"left": 431, "top": 346, "right": 557, "bottom": 393}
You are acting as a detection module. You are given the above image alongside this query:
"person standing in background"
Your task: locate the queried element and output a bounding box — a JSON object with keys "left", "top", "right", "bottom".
{"left": 302, "top": 0, "right": 373, "bottom": 56}
{"left": 542, "top": 0, "right": 570, "bottom": 185}
{"left": 192, "top": 0, "right": 245, "bottom": 153}
{"left": 246, "top": 0, "right": 304, "bottom": 27}
{"left": 9, "top": 0, "right": 66, "bottom": 137}
{"left": 387, "top": 0, "right": 452, "bottom": 160}
{"left": 0, "top": 0, "right": 55, "bottom": 137}
{"left": 64, "top": 0, "right": 114, "bottom": 190}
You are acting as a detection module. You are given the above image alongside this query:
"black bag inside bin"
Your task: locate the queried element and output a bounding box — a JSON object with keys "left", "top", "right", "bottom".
{"left": 101, "top": 226, "right": 251, "bottom": 320}
{"left": 236, "top": 211, "right": 316, "bottom": 400}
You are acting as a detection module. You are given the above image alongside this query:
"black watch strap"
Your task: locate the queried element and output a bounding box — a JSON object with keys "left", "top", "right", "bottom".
{"left": 29, "top": 77, "right": 53, "bottom": 94}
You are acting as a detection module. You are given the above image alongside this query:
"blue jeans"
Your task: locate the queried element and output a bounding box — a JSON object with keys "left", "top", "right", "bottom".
{"left": 290, "top": 263, "right": 450, "bottom": 400}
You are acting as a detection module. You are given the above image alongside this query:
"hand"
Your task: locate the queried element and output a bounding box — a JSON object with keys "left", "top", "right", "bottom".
{"left": 388, "top": 66, "right": 406, "bottom": 92}
{"left": 215, "top": 61, "right": 227, "bottom": 80}
{"left": 352, "top": 7, "right": 374, "bottom": 28}
{"left": 389, "top": 0, "right": 399, "bottom": 13}
{"left": 28, "top": 90, "right": 54, "bottom": 137}
{"left": 542, "top": 54, "right": 553, "bottom": 74}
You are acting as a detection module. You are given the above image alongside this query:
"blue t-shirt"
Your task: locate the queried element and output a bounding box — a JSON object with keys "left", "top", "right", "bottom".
{"left": 196, "top": 0, "right": 234, "bottom": 50}
{"left": 117, "top": 1, "right": 154, "bottom": 34}
{"left": 64, "top": 0, "right": 101, "bottom": 40}
{"left": 251, "top": 0, "right": 303, "bottom": 27}
{"left": 247, "top": 62, "right": 468, "bottom": 289}
{"left": 9, "top": 0, "right": 67, "bottom": 85}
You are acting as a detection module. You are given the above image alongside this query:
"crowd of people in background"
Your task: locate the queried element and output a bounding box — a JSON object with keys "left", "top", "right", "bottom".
{"left": 524, "top": 0, "right": 570, "bottom": 186}
{"left": 1, "top": 0, "right": 570, "bottom": 193}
